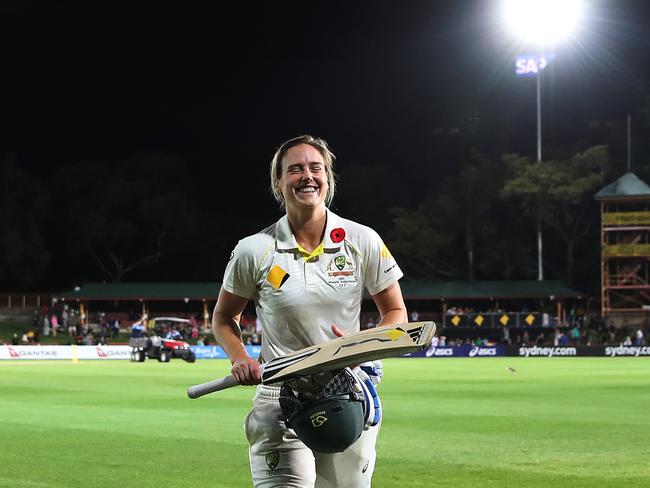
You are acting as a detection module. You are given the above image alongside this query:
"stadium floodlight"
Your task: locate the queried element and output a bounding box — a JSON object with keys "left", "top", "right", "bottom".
{"left": 501, "top": 0, "right": 584, "bottom": 281}
{"left": 502, "top": 0, "right": 583, "bottom": 47}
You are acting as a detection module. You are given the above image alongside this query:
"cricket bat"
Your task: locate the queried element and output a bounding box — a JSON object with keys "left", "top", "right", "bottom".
{"left": 187, "top": 321, "right": 436, "bottom": 399}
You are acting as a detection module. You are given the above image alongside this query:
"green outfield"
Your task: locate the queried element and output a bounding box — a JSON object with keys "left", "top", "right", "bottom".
{"left": 1, "top": 358, "right": 648, "bottom": 488}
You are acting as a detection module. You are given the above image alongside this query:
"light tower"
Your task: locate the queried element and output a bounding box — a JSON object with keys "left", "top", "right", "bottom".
{"left": 502, "top": 0, "right": 584, "bottom": 280}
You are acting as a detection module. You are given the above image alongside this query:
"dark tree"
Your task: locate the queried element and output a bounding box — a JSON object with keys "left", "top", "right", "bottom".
{"left": 0, "top": 155, "right": 50, "bottom": 288}
{"left": 501, "top": 145, "right": 611, "bottom": 284}
{"left": 55, "top": 153, "right": 201, "bottom": 283}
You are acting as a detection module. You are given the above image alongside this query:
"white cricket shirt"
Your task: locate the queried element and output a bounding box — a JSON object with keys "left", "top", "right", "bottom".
{"left": 222, "top": 209, "right": 403, "bottom": 361}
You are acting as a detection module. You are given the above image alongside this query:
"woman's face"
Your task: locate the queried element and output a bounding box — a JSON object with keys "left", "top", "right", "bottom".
{"left": 278, "top": 143, "right": 329, "bottom": 213}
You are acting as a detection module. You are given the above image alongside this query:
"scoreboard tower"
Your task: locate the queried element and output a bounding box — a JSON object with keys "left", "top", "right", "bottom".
{"left": 595, "top": 173, "right": 650, "bottom": 317}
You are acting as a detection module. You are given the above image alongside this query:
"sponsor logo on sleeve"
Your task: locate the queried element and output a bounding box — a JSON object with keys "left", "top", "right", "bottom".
{"left": 381, "top": 243, "right": 393, "bottom": 259}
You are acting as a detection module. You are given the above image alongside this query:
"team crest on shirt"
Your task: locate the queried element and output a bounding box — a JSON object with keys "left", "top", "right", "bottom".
{"left": 264, "top": 451, "right": 284, "bottom": 476}
{"left": 265, "top": 451, "right": 279, "bottom": 470}
{"left": 326, "top": 253, "right": 357, "bottom": 288}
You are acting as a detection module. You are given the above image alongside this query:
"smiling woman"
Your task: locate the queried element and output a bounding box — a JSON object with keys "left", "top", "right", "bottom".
{"left": 269, "top": 134, "right": 337, "bottom": 211}
{"left": 210, "top": 133, "right": 408, "bottom": 487}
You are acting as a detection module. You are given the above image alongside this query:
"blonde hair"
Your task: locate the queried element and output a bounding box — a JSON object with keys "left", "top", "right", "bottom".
{"left": 270, "top": 134, "right": 337, "bottom": 209}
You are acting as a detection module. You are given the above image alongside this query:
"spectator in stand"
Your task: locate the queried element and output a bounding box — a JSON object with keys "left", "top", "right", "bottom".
{"left": 62, "top": 307, "right": 69, "bottom": 332}
{"left": 635, "top": 327, "right": 644, "bottom": 346}
{"left": 43, "top": 315, "right": 50, "bottom": 336}
{"left": 20, "top": 332, "right": 29, "bottom": 344}
{"left": 522, "top": 330, "right": 530, "bottom": 346}
{"left": 110, "top": 319, "right": 120, "bottom": 338}
{"left": 410, "top": 310, "right": 419, "bottom": 322}
{"left": 559, "top": 332, "right": 570, "bottom": 346}
{"left": 570, "top": 325, "right": 581, "bottom": 345}
{"left": 67, "top": 317, "right": 77, "bottom": 336}
{"left": 621, "top": 319, "right": 631, "bottom": 341}
{"left": 191, "top": 323, "right": 199, "bottom": 341}
{"left": 623, "top": 335, "right": 632, "bottom": 346}
{"left": 501, "top": 326, "right": 511, "bottom": 345}
{"left": 51, "top": 314, "right": 59, "bottom": 337}
{"left": 11, "top": 333, "right": 19, "bottom": 345}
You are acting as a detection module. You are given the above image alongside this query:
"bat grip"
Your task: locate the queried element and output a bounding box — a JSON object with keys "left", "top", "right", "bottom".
{"left": 187, "top": 375, "right": 240, "bottom": 399}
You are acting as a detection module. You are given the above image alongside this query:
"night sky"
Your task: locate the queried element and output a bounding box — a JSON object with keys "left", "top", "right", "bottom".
{"left": 2, "top": 0, "right": 650, "bottom": 288}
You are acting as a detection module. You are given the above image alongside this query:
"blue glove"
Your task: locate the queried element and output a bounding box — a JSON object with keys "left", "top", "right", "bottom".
{"left": 354, "top": 364, "right": 382, "bottom": 429}
{"left": 359, "top": 360, "right": 383, "bottom": 386}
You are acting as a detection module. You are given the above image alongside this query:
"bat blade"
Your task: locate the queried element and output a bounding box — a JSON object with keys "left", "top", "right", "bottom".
{"left": 261, "top": 321, "right": 436, "bottom": 383}
{"left": 187, "top": 321, "right": 436, "bottom": 399}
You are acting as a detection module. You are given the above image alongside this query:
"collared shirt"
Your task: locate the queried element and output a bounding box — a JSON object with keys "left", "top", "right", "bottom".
{"left": 222, "top": 209, "right": 403, "bottom": 361}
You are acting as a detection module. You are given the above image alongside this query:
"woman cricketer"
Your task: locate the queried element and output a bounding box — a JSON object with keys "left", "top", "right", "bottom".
{"left": 212, "top": 134, "right": 407, "bottom": 487}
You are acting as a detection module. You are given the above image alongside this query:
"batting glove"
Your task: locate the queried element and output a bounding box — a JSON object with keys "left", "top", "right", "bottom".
{"left": 354, "top": 365, "right": 381, "bottom": 429}
{"left": 359, "top": 360, "right": 383, "bottom": 386}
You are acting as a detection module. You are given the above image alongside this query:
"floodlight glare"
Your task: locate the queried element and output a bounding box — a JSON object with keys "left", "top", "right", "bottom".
{"left": 503, "top": 0, "right": 583, "bottom": 46}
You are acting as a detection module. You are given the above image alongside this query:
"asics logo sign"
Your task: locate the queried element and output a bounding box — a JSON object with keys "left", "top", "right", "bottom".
{"left": 425, "top": 347, "right": 453, "bottom": 357}
{"left": 469, "top": 346, "right": 497, "bottom": 357}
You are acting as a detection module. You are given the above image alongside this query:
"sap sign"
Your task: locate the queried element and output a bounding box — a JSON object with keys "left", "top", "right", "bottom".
{"left": 515, "top": 54, "right": 554, "bottom": 77}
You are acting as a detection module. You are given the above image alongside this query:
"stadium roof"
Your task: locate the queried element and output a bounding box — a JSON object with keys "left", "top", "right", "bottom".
{"left": 399, "top": 280, "right": 583, "bottom": 300}
{"left": 60, "top": 282, "right": 219, "bottom": 301}
{"left": 594, "top": 172, "right": 650, "bottom": 200}
{"left": 60, "top": 280, "right": 584, "bottom": 302}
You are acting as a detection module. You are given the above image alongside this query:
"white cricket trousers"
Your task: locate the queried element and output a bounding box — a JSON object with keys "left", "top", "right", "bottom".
{"left": 244, "top": 384, "right": 380, "bottom": 488}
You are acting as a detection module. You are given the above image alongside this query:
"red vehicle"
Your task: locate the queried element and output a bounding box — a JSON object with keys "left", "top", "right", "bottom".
{"left": 129, "top": 317, "right": 196, "bottom": 363}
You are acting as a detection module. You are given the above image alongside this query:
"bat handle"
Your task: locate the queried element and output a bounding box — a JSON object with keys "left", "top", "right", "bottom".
{"left": 187, "top": 375, "right": 240, "bottom": 399}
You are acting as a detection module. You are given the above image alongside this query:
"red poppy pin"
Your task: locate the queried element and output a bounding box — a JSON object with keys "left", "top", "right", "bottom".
{"left": 330, "top": 228, "right": 346, "bottom": 243}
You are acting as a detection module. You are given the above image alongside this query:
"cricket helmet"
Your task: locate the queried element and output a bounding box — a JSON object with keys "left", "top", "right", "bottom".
{"left": 279, "top": 369, "right": 365, "bottom": 454}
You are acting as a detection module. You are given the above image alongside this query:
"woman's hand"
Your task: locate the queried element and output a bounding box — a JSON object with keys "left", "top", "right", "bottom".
{"left": 231, "top": 357, "right": 262, "bottom": 385}
{"left": 331, "top": 324, "right": 346, "bottom": 338}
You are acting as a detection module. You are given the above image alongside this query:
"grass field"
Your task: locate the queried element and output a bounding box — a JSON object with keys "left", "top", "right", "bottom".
{"left": 1, "top": 357, "right": 649, "bottom": 488}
